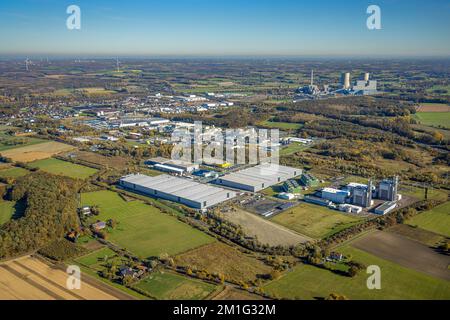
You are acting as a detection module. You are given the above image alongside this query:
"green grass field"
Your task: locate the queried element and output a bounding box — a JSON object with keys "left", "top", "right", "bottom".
{"left": 270, "top": 202, "right": 361, "bottom": 239}
{"left": 406, "top": 201, "right": 450, "bottom": 237}
{"left": 81, "top": 190, "right": 214, "bottom": 258}
{"left": 400, "top": 185, "right": 448, "bottom": 202}
{"left": 414, "top": 112, "right": 450, "bottom": 129}
{"left": 75, "top": 247, "right": 117, "bottom": 270}
{"left": 0, "top": 135, "right": 46, "bottom": 152}
{"left": 263, "top": 245, "right": 450, "bottom": 300}
{"left": 30, "top": 158, "right": 98, "bottom": 179}
{"left": 259, "top": 120, "right": 303, "bottom": 130}
{"left": 134, "top": 272, "right": 217, "bottom": 300}
{"left": 0, "top": 167, "right": 29, "bottom": 179}
{"left": 280, "top": 143, "right": 309, "bottom": 156}
{"left": 0, "top": 201, "right": 16, "bottom": 225}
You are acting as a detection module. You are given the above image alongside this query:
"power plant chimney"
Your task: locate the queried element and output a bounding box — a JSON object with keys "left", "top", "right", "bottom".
{"left": 364, "top": 72, "right": 370, "bottom": 82}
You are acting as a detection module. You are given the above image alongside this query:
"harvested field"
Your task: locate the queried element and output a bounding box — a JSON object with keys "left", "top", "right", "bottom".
{"left": 0, "top": 255, "right": 128, "bottom": 300}
{"left": 0, "top": 141, "right": 75, "bottom": 162}
{"left": 351, "top": 231, "right": 450, "bottom": 281}
{"left": 224, "top": 208, "right": 311, "bottom": 246}
{"left": 174, "top": 242, "right": 272, "bottom": 283}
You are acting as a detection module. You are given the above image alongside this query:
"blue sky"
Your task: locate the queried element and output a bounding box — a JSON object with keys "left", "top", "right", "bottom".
{"left": 0, "top": 0, "right": 449, "bottom": 56}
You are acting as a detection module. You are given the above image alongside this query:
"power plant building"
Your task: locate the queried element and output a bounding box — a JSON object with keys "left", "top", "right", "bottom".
{"left": 214, "top": 164, "right": 302, "bottom": 192}
{"left": 120, "top": 174, "right": 236, "bottom": 209}
{"left": 321, "top": 188, "right": 350, "bottom": 204}
{"left": 378, "top": 176, "right": 399, "bottom": 201}
{"left": 348, "top": 180, "right": 374, "bottom": 208}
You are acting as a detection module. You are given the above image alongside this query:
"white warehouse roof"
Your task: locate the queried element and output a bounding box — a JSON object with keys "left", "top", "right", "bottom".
{"left": 214, "top": 164, "right": 301, "bottom": 192}
{"left": 120, "top": 174, "right": 236, "bottom": 209}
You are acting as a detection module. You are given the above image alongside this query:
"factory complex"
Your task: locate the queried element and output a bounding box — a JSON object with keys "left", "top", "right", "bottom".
{"left": 306, "top": 176, "right": 401, "bottom": 215}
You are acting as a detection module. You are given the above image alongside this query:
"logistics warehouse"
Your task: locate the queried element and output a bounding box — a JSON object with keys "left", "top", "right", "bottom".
{"left": 214, "top": 164, "right": 302, "bottom": 192}
{"left": 120, "top": 174, "right": 236, "bottom": 209}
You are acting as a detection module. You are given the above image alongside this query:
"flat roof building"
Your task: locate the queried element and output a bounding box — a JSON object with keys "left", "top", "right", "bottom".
{"left": 214, "top": 164, "right": 302, "bottom": 192}
{"left": 146, "top": 157, "right": 199, "bottom": 173}
{"left": 321, "top": 187, "right": 350, "bottom": 204}
{"left": 120, "top": 174, "right": 236, "bottom": 209}
{"left": 374, "top": 201, "right": 397, "bottom": 215}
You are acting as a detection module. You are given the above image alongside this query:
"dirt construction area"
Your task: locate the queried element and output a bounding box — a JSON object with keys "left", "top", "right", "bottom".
{"left": 0, "top": 255, "right": 129, "bottom": 300}
{"left": 224, "top": 208, "right": 312, "bottom": 246}
{"left": 0, "top": 141, "right": 75, "bottom": 162}
{"left": 351, "top": 231, "right": 450, "bottom": 281}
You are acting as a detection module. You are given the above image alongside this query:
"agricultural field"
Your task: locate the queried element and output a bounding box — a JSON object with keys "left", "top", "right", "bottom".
{"left": 133, "top": 271, "right": 217, "bottom": 300}
{"left": 0, "top": 135, "right": 46, "bottom": 152}
{"left": 0, "top": 141, "right": 76, "bottom": 162}
{"left": 212, "top": 287, "right": 266, "bottom": 300}
{"left": 81, "top": 190, "right": 214, "bottom": 258}
{"left": 388, "top": 224, "right": 446, "bottom": 247}
{"left": 66, "top": 150, "right": 130, "bottom": 170}
{"left": 29, "top": 158, "right": 98, "bottom": 179}
{"left": 399, "top": 185, "right": 448, "bottom": 202}
{"left": 258, "top": 120, "right": 302, "bottom": 130}
{"left": 413, "top": 112, "right": 450, "bottom": 129}
{"left": 280, "top": 143, "right": 309, "bottom": 156}
{"left": 223, "top": 208, "right": 311, "bottom": 246}
{"left": 263, "top": 244, "right": 450, "bottom": 300}
{"left": 174, "top": 242, "right": 272, "bottom": 283}
{"left": 0, "top": 255, "right": 123, "bottom": 300}
{"left": 351, "top": 230, "right": 450, "bottom": 281}
{"left": 270, "top": 202, "right": 361, "bottom": 239}
{"left": 406, "top": 201, "right": 450, "bottom": 237}
{"left": 416, "top": 103, "right": 450, "bottom": 112}
{"left": 0, "top": 166, "right": 29, "bottom": 179}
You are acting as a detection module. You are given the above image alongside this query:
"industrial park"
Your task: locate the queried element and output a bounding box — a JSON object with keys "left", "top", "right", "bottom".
{"left": 0, "top": 0, "right": 449, "bottom": 306}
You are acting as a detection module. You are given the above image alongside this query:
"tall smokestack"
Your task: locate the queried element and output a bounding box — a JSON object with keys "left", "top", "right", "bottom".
{"left": 311, "top": 70, "right": 314, "bottom": 86}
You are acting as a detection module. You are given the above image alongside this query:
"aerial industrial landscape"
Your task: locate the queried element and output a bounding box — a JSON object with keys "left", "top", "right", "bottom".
{"left": 0, "top": 0, "right": 449, "bottom": 309}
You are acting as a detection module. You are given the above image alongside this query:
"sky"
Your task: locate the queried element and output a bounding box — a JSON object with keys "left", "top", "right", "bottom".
{"left": 0, "top": 0, "right": 449, "bottom": 57}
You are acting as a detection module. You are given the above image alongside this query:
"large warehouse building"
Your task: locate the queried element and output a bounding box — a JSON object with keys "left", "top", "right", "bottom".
{"left": 120, "top": 174, "right": 236, "bottom": 209}
{"left": 214, "top": 164, "right": 302, "bottom": 192}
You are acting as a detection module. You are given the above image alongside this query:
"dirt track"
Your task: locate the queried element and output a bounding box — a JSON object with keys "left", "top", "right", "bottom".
{"left": 351, "top": 231, "right": 450, "bottom": 281}
{"left": 0, "top": 256, "right": 124, "bottom": 300}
